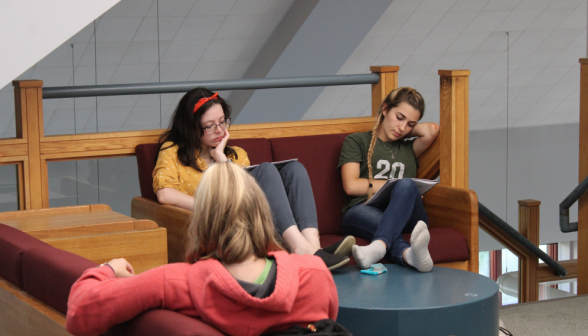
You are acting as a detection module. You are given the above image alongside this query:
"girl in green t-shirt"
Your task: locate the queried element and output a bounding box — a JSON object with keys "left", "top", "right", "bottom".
{"left": 339, "top": 87, "right": 439, "bottom": 272}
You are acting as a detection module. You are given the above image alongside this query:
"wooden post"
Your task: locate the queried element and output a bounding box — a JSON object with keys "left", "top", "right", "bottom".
{"left": 438, "top": 70, "right": 470, "bottom": 189}
{"left": 518, "top": 199, "right": 540, "bottom": 303}
{"left": 370, "top": 66, "right": 399, "bottom": 116}
{"left": 579, "top": 58, "right": 588, "bottom": 295}
{"left": 13, "top": 80, "right": 48, "bottom": 209}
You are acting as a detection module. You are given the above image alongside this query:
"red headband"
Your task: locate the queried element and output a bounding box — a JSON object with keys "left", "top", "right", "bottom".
{"left": 193, "top": 92, "right": 219, "bottom": 114}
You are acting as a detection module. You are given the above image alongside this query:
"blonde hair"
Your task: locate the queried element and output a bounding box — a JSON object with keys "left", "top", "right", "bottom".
{"left": 185, "top": 162, "right": 283, "bottom": 264}
{"left": 366, "top": 87, "right": 425, "bottom": 200}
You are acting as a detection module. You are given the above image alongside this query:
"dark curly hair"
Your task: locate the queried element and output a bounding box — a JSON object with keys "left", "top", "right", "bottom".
{"left": 159, "top": 87, "right": 237, "bottom": 172}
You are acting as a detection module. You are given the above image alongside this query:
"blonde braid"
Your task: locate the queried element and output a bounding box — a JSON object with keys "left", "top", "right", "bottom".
{"left": 366, "top": 87, "right": 404, "bottom": 202}
{"left": 366, "top": 112, "right": 383, "bottom": 201}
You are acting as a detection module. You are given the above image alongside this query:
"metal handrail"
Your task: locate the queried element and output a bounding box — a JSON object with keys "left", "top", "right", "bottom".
{"left": 479, "top": 202, "right": 567, "bottom": 277}
{"left": 42, "top": 73, "right": 381, "bottom": 99}
{"left": 559, "top": 175, "right": 588, "bottom": 233}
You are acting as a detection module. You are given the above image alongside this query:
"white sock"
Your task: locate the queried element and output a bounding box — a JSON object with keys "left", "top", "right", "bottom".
{"left": 352, "top": 241, "right": 386, "bottom": 269}
{"left": 404, "top": 221, "right": 433, "bottom": 272}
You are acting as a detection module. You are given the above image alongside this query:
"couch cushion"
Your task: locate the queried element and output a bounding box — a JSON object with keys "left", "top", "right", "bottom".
{"left": 416, "top": 228, "right": 469, "bottom": 264}
{"left": 123, "top": 309, "right": 224, "bottom": 336}
{"left": 270, "top": 134, "right": 349, "bottom": 235}
{"left": 22, "top": 246, "right": 97, "bottom": 315}
{"left": 136, "top": 139, "right": 272, "bottom": 202}
{"left": 320, "top": 228, "right": 469, "bottom": 266}
{"left": 0, "top": 223, "right": 51, "bottom": 289}
{"left": 227, "top": 138, "right": 272, "bottom": 165}
{"left": 136, "top": 143, "right": 160, "bottom": 202}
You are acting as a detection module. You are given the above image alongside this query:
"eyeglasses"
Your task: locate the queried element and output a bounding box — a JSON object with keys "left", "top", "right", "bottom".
{"left": 202, "top": 118, "right": 231, "bottom": 134}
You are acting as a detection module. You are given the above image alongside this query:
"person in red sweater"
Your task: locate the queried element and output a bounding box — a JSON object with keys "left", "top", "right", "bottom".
{"left": 66, "top": 162, "right": 339, "bottom": 336}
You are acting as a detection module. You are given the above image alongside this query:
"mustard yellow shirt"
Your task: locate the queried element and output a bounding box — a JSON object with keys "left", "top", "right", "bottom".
{"left": 152, "top": 142, "right": 250, "bottom": 196}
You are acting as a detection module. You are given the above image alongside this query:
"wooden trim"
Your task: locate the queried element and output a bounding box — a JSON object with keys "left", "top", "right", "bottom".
{"left": 0, "top": 143, "right": 28, "bottom": 158}
{"left": 22, "top": 158, "right": 31, "bottom": 210}
{"left": 131, "top": 197, "right": 192, "bottom": 263}
{"left": 439, "top": 70, "right": 469, "bottom": 189}
{"left": 12, "top": 80, "right": 44, "bottom": 88}
{"left": 536, "top": 259, "right": 578, "bottom": 283}
{"left": 438, "top": 70, "right": 470, "bottom": 77}
{"left": 14, "top": 81, "right": 45, "bottom": 210}
{"left": 0, "top": 156, "right": 27, "bottom": 164}
{"left": 479, "top": 215, "right": 528, "bottom": 258}
{"left": 44, "top": 228, "right": 168, "bottom": 274}
{"left": 0, "top": 204, "right": 111, "bottom": 219}
{"left": 0, "top": 277, "right": 69, "bottom": 336}
{"left": 369, "top": 66, "right": 400, "bottom": 73}
{"left": 35, "top": 117, "right": 377, "bottom": 160}
{"left": 16, "top": 162, "right": 25, "bottom": 211}
{"left": 370, "top": 65, "right": 399, "bottom": 116}
{"left": 40, "top": 158, "right": 49, "bottom": 208}
{"left": 0, "top": 204, "right": 159, "bottom": 241}
{"left": 417, "top": 136, "right": 440, "bottom": 179}
{"left": 490, "top": 250, "right": 502, "bottom": 281}
{"left": 518, "top": 200, "right": 540, "bottom": 303}
{"left": 579, "top": 59, "right": 588, "bottom": 295}
{"left": 40, "top": 129, "right": 163, "bottom": 142}
{"left": 436, "top": 261, "right": 469, "bottom": 271}
{"left": 422, "top": 185, "right": 479, "bottom": 273}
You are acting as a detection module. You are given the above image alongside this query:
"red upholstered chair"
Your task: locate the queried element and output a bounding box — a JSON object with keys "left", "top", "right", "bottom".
{"left": 0, "top": 223, "right": 224, "bottom": 335}
{"left": 0, "top": 223, "right": 52, "bottom": 289}
{"left": 131, "top": 134, "right": 478, "bottom": 271}
{"left": 22, "top": 246, "right": 97, "bottom": 315}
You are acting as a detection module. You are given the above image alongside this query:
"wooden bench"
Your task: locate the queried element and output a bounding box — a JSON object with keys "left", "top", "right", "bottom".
{"left": 0, "top": 204, "right": 168, "bottom": 274}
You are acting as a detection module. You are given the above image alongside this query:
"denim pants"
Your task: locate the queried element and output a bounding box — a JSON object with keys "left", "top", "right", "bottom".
{"left": 248, "top": 162, "right": 318, "bottom": 235}
{"left": 341, "top": 178, "right": 428, "bottom": 265}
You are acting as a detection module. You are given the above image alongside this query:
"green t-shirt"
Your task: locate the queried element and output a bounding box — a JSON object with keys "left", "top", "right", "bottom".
{"left": 338, "top": 131, "right": 418, "bottom": 214}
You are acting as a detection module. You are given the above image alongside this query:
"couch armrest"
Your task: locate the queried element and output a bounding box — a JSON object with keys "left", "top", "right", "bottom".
{"left": 131, "top": 197, "right": 192, "bottom": 263}
{"left": 423, "top": 184, "right": 479, "bottom": 273}
{"left": 124, "top": 309, "right": 223, "bottom": 336}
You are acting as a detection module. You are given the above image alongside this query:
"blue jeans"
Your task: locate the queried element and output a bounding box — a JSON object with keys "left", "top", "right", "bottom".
{"left": 341, "top": 178, "right": 428, "bottom": 265}
{"left": 248, "top": 162, "right": 318, "bottom": 235}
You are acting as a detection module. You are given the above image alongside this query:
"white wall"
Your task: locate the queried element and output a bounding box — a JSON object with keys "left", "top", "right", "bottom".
{"left": 0, "top": 0, "right": 120, "bottom": 88}
{"left": 472, "top": 123, "right": 579, "bottom": 251}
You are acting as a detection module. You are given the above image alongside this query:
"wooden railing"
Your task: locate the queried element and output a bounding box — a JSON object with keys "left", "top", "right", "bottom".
{"left": 479, "top": 200, "right": 576, "bottom": 303}
{"left": 0, "top": 66, "right": 469, "bottom": 212}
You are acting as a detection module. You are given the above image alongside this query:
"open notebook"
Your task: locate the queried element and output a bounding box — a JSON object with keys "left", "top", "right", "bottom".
{"left": 245, "top": 159, "right": 298, "bottom": 172}
{"left": 366, "top": 178, "right": 438, "bottom": 206}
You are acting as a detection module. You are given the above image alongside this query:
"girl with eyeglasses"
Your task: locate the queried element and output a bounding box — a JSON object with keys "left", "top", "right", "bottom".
{"left": 153, "top": 88, "right": 351, "bottom": 270}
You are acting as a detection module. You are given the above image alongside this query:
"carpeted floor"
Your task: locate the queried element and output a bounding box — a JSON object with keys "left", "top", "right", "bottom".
{"left": 499, "top": 295, "right": 588, "bottom": 336}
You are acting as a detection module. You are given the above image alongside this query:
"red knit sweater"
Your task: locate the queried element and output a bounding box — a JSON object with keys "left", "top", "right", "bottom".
{"left": 66, "top": 251, "right": 338, "bottom": 336}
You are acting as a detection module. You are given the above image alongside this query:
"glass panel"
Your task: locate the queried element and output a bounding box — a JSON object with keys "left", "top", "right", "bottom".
{"left": 0, "top": 83, "right": 16, "bottom": 139}
{"left": 501, "top": 249, "right": 519, "bottom": 305}
{"left": 478, "top": 251, "right": 490, "bottom": 278}
{"left": 47, "top": 157, "right": 139, "bottom": 216}
{"left": 0, "top": 165, "right": 19, "bottom": 212}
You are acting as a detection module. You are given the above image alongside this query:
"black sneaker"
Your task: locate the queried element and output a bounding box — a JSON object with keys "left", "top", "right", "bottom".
{"left": 322, "top": 236, "right": 355, "bottom": 257}
{"left": 314, "top": 249, "right": 350, "bottom": 270}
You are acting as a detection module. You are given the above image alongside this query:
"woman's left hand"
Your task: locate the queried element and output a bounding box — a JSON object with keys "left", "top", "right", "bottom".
{"left": 210, "top": 129, "right": 230, "bottom": 162}
{"left": 106, "top": 258, "right": 135, "bottom": 278}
